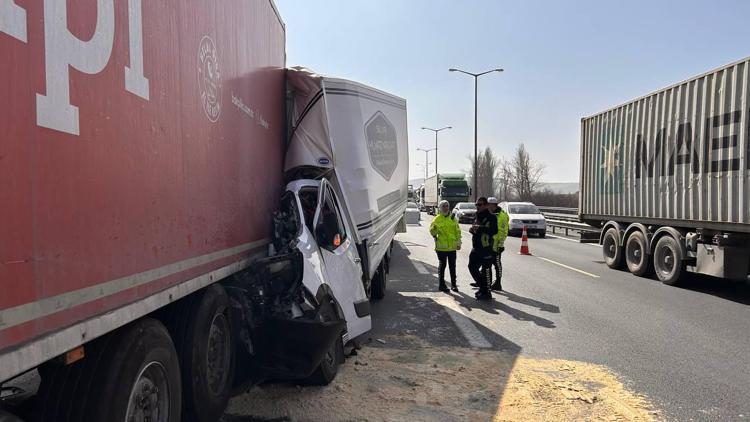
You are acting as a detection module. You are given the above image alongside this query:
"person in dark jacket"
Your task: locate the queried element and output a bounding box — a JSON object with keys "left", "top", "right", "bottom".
{"left": 468, "top": 197, "right": 498, "bottom": 300}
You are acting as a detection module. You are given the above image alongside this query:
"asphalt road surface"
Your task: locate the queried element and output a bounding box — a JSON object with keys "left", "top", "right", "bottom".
{"left": 371, "top": 213, "right": 750, "bottom": 421}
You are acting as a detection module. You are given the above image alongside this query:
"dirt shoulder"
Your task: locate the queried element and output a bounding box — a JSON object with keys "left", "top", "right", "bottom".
{"left": 225, "top": 335, "right": 659, "bottom": 422}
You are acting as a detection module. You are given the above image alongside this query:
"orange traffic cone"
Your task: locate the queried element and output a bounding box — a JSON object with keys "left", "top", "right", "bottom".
{"left": 519, "top": 226, "right": 532, "bottom": 255}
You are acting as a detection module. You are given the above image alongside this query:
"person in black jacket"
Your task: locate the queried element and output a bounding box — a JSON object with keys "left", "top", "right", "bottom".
{"left": 468, "top": 197, "right": 498, "bottom": 300}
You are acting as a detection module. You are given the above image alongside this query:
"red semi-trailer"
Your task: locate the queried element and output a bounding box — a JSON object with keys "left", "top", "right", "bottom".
{"left": 0, "top": 2, "right": 341, "bottom": 421}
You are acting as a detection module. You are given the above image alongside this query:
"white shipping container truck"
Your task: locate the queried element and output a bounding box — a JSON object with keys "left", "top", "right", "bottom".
{"left": 580, "top": 57, "right": 750, "bottom": 284}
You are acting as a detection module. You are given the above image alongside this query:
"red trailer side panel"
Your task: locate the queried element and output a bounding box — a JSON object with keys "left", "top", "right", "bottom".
{"left": 0, "top": 0, "right": 285, "bottom": 381}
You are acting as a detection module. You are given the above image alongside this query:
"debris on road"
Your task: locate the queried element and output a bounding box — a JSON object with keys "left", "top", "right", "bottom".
{"left": 376, "top": 338, "right": 387, "bottom": 344}
{"left": 225, "top": 335, "right": 658, "bottom": 421}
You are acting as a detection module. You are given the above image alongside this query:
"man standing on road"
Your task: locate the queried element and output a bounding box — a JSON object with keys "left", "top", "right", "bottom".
{"left": 487, "top": 197, "right": 509, "bottom": 291}
{"left": 468, "top": 197, "right": 497, "bottom": 300}
{"left": 429, "top": 200, "right": 461, "bottom": 293}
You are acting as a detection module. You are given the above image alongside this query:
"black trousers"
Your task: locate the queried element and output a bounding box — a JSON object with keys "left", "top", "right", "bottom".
{"left": 468, "top": 250, "right": 493, "bottom": 291}
{"left": 436, "top": 251, "right": 457, "bottom": 287}
{"left": 492, "top": 247, "right": 504, "bottom": 287}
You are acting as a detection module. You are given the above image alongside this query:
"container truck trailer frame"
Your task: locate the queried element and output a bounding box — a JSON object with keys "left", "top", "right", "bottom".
{"left": 580, "top": 57, "right": 750, "bottom": 285}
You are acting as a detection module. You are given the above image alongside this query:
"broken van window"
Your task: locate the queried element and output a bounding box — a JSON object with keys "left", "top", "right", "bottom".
{"left": 316, "top": 189, "right": 347, "bottom": 251}
{"left": 298, "top": 187, "right": 318, "bottom": 234}
{"left": 272, "top": 191, "right": 301, "bottom": 254}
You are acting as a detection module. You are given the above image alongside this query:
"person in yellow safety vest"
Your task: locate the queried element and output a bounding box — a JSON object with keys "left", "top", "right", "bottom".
{"left": 429, "top": 200, "right": 462, "bottom": 292}
{"left": 487, "top": 197, "right": 509, "bottom": 291}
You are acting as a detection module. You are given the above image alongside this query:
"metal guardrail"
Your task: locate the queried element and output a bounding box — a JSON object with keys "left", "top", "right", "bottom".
{"left": 537, "top": 206, "right": 578, "bottom": 214}
{"left": 536, "top": 208, "right": 600, "bottom": 242}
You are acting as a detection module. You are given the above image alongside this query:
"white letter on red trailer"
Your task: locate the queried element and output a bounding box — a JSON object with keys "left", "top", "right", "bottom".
{"left": 0, "top": 0, "right": 27, "bottom": 42}
{"left": 36, "top": 0, "right": 115, "bottom": 135}
{"left": 125, "top": 0, "right": 149, "bottom": 100}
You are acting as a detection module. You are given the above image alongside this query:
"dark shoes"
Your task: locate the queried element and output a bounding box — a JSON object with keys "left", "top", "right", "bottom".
{"left": 490, "top": 282, "right": 503, "bottom": 291}
{"left": 451, "top": 284, "right": 458, "bottom": 292}
{"left": 469, "top": 282, "right": 479, "bottom": 288}
{"left": 438, "top": 284, "right": 450, "bottom": 293}
{"left": 475, "top": 290, "right": 492, "bottom": 301}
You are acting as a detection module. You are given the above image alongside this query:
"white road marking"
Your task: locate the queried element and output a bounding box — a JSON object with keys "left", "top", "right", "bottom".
{"left": 412, "top": 261, "right": 431, "bottom": 275}
{"left": 402, "top": 292, "right": 492, "bottom": 349}
{"left": 537, "top": 256, "right": 600, "bottom": 278}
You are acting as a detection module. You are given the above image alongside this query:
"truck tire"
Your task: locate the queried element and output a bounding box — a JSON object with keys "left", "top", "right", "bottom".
{"left": 87, "top": 318, "right": 182, "bottom": 422}
{"left": 306, "top": 335, "right": 344, "bottom": 385}
{"left": 654, "top": 235, "right": 685, "bottom": 286}
{"left": 625, "top": 231, "right": 651, "bottom": 277}
{"left": 370, "top": 261, "right": 387, "bottom": 301}
{"left": 174, "top": 285, "right": 235, "bottom": 422}
{"left": 602, "top": 228, "right": 624, "bottom": 269}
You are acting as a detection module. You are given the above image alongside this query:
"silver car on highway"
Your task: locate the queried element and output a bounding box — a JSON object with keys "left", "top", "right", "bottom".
{"left": 452, "top": 202, "right": 477, "bottom": 223}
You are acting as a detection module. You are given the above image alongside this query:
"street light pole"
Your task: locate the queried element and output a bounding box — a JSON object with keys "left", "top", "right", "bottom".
{"left": 416, "top": 147, "right": 436, "bottom": 180}
{"left": 415, "top": 161, "right": 432, "bottom": 180}
{"left": 421, "top": 126, "right": 451, "bottom": 207}
{"left": 449, "top": 67, "right": 503, "bottom": 200}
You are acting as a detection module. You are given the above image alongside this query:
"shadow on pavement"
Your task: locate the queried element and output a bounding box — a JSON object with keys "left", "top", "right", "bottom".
{"left": 385, "top": 242, "right": 558, "bottom": 329}
{"left": 450, "top": 291, "right": 556, "bottom": 329}
{"left": 675, "top": 273, "right": 750, "bottom": 305}
{"left": 498, "top": 290, "right": 560, "bottom": 313}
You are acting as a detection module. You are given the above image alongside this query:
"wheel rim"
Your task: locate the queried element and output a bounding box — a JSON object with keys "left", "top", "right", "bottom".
{"left": 603, "top": 234, "right": 617, "bottom": 260}
{"left": 656, "top": 244, "right": 676, "bottom": 278}
{"left": 206, "top": 312, "right": 231, "bottom": 396}
{"left": 627, "top": 238, "right": 643, "bottom": 267}
{"left": 323, "top": 345, "right": 335, "bottom": 368}
{"left": 126, "top": 361, "right": 170, "bottom": 422}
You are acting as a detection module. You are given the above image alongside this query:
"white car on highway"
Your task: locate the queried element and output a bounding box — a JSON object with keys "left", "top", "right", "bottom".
{"left": 452, "top": 202, "right": 477, "bottom": 223}
{"left": 500, "top": 201, "right": 547, "bottom": 237}
{"left": 405, "top": 201, "right": 421, "bottom": 224}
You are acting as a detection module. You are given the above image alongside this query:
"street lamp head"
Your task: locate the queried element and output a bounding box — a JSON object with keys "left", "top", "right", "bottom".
{"left": 494, "top": 68, "right": 504, "bottom": 73}
{"left": 448, "top": 68, "right": 458, "bottom": 72}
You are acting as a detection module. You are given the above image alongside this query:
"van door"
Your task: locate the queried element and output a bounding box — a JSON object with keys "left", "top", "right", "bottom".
{"left": 313, "top": 180, "right": 372, "bottom": 340}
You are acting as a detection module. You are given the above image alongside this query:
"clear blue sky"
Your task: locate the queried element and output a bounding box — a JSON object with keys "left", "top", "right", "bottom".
{"left": 276, "top": 0, "right": 750, "bottom": 182}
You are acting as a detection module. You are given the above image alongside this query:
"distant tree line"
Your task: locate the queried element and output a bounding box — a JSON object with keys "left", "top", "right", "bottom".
{"left": 467, "top": 143, "right": 578, "bottom": 207}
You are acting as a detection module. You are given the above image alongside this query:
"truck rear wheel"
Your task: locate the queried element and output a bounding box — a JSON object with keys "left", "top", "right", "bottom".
{"left": 88, "top": 318, "right": 182, "bottom": 422}
{"left": 602, "top": 228, "right": 624, "bottom": 269}
{"left": 173, "top": 285, "right": 235, "bottom": 422}
{"left": 625, "top": 231, "right": 651, "bottom": 277}
{"left": 654, "top": 235, "right": 685, "bottom": 286}
{"left": 370, "top": 261, "right": 387, "bottom": 301}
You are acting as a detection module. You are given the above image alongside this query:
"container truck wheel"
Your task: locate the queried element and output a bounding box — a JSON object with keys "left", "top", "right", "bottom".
{"left": 625, "top": 231, "right": 651, "bottom": 277}
{"left": 370, "top": 261, "right": 387, "bottom": 301}
{"left": 174, "top": 285, "right": 235, "bottom": 422}
{"left": 654, "top": 235, "right": 685, "bottom": 286}
{"left": 88, "top": 318, "right": 182, "bottom": 422}
{"left": 602, "top": 228, "right": 624, "bottom": 269}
